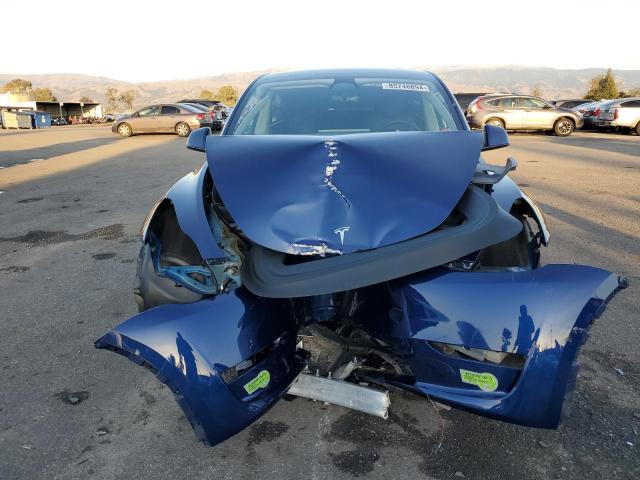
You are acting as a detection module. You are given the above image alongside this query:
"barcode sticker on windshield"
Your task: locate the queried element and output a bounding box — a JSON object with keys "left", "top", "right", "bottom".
{"left": 382, "top": 83, "right": 429, "bottom": 92}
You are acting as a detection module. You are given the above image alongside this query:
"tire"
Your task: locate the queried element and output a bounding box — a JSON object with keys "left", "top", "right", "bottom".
{"left": 175, "top": 122, "right": 191, "bottom": 137}
{"left": 134, "top": 243, "right": 204, "bottom": 312}
{"left": 553, "top": 117, "right": 574, "bottom": 137}
{"left": 635, "top": 122, "right": 640, "bottom": 136}
{"left": 485, "top": 118, "right": 505, "bottom": 129}
{"left": 117, "top": 122, "right": 132, "bottom": 137}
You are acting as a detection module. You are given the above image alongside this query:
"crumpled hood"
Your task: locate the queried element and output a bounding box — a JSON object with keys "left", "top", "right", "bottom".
{"left": 206, "top": 131, "right": 483, "bottom": 255}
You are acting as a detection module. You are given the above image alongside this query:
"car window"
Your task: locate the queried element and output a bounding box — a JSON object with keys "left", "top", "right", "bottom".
{"left": 160, "top": 105, "right": 180, "bottom": 114}
{"left": 138, "top": 106, "right": 158, "bottom": 116}
{"left": 229, "top": 75, "right": 463, "bottom": 135}
{"left": 181, "top": 104, "right": 206, "bottom": 113}
{"left": 497, "top": 97, "right": 520, "bottom": 108}
{"left": 622, "top": 100, "right": 640, "bottom": 108}
{"left": 521, "top": 98, "right": 547, "bottom": 108}
{"left": 564, "top": 100, "right": 583, "bottom": 109}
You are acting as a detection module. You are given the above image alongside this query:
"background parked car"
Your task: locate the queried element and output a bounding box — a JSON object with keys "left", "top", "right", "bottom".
{"left": 112, "top": 103, "right": 213, "bottom": 137}
{"left": 551, "top": 99, "right": 592, "bottom": 109}
{"left": 574, "top": 101, "right": 604, "bottom": 130}
{"left": 453, "top": 92, "right": 490, "bottom": 112}
{"left": 177, "top": 103, "right": 224, "bottom": 131}
{"left": 595, "top": 97, "right": 640, "bottom": 134}
{"left": 176, "top": 98, "right": 228, "bottom": 130}
{"left": 466, "top": 94, "right": 583, "bottom": 136}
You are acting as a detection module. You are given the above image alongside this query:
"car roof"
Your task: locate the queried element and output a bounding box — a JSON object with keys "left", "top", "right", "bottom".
{"left": 178, "top": 99, "right": 221, "bottom": 104}
{"left": 178, "top": 102, "right": 208, "bottom": 109}
{"left": 257, "top": 68, "right": 440, "bottom": 83}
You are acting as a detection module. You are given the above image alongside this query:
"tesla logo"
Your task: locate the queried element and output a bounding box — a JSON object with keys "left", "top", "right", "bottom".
{"left": 334, "top": 226, "right": 350, "bottom": 245}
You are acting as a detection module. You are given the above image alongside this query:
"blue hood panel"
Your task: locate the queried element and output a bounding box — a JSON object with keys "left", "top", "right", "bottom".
{"left": 206, "top": 131, "right": 483, "bottom": 254}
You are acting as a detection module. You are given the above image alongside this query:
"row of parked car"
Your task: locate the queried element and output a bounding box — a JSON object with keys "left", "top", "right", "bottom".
{"left": 112, "top": 99, "right": 231, "bottom": 137}
{"left": 461, "top": 94, "right": 640, "bottom": 137}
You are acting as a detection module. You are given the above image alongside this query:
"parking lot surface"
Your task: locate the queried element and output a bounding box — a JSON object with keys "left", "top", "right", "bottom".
{"left": 1, "top": 126, "right": 639, "bottom": 480}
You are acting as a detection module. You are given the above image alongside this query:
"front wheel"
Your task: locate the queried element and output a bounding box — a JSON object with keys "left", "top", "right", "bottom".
{"left": 175, "top": 122, "right": 191, "bottom": 137}
{"left": 553, "top": 118, "right": 574, "bottom": 137}
{"left": 117, "top": 123, "right": 132, "bottom": 137}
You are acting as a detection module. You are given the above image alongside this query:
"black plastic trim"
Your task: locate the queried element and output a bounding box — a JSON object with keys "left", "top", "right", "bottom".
{"left": 242, "top": 186, "right": 523, "bottom": 298}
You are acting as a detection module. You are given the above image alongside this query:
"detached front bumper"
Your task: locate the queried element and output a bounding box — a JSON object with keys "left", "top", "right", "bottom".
{"left": 96, "top": 288, "right": 306, "bottom": 446}
{"left": 385, "top": 264, "right": 628, "bottom": 428}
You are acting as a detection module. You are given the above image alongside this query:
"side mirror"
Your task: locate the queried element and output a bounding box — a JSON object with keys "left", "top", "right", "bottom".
{"left": 186, "top": 126, "right": 211, "bottom": 152}
{"left": 542, "top": 104, "right": 552, "bottom": 109}
{"left": 482, "top": 123, "right": 509, "bottom": 151}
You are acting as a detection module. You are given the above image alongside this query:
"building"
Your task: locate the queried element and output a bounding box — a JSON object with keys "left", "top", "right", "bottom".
{"left": 0, "top": 93, "right": 103, "bottom": 119}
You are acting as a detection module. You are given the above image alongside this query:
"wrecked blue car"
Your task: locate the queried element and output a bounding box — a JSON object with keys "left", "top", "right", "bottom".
{"left": 96, "top": 69, "right": 627, "bottom": 446}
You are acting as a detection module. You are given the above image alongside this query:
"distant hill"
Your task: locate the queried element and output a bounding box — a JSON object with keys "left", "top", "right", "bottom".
{"left": 2, "top": 66, "right": 639, "bottom": 110}
{"left": 431, "top": 66, "right": 640, "bottom": 99}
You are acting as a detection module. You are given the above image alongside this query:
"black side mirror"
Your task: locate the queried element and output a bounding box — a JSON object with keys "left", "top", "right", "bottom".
{"left": 186, "top": 126, "right": 211, "bottom": 152}
{"left": 542, "top": 104, "right": 552, "bottom": 109}
{"left": 482, "top": 123, "right": 509, "bottom": 151}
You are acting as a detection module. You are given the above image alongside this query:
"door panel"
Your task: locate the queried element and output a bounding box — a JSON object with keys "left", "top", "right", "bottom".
{"left": 95, "top": 288, "right": 305, "bottom": 446}
{"left": 492, "top": 97, "right": 523, "bottom": 128}
{"left": 134, "top": 106, "right": 160, "bottom": 132}
{"left": 521, "top": 98, "right": 556, "bottom": 129}
{"left": 158, "top": 105, "right": 181, "bottom": 132}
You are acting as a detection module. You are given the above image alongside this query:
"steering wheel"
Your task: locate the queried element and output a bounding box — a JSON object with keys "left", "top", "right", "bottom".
{"left": 380, "top": 120, "right": 420, "bottom": 132}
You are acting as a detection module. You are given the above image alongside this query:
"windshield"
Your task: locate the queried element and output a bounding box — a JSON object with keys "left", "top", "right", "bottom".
{"left": 228, "top": 75, "right": 463, "bottom": 135}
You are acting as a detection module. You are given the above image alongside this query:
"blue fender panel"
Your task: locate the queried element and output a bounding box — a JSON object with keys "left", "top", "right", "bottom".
{"left": 352, "top": 264, "right": 627, "bottom": 427}
{"left": 206, "top": 131, "right": 483, "bottom": 254}
{"left": 95, "top": 288, "right": 305, "bottom": 446}
{"left": 155, "top": 166, "right": 226, "bottom": 262}
{"left": 491, "top": 175, "right": 550, "bottom": 245}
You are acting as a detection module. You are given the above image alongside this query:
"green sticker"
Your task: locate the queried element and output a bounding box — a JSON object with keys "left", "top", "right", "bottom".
{"left": 459, "top": 369, "right": 498, "bottom": 392}
{"left": 243, "top": 370, "right": 271, "bottom": 395}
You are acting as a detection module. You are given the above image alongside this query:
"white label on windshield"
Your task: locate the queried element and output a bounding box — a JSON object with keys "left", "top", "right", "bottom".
{"left": 382, "top": 82, "right": 429, "bottom": 92}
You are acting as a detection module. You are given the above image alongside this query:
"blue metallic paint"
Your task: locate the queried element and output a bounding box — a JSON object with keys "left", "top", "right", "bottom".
{"left": 350, "top": 264, "right": 626, "bottom": 427}
{"left": 97, "top": 69, "right": 626, "bottom": 446}
{"left": 143, "top": 166, "right": 225, "bottom": 262}
{"left": 206, "top": 131, "right": 484, "bottom": 254}
{"left": 490, "top": 175, "right": 550, "bottom": 245}
{"left": 95, "top": 287, "right": 305, "bottom": 446}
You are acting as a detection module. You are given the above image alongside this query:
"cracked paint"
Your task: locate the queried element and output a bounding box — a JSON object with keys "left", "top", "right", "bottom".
{"left": 289, "top": 242, "right": 342, "bottom": 257}
{"left": 323, "top": 141, "right": 350, "bottom": 207}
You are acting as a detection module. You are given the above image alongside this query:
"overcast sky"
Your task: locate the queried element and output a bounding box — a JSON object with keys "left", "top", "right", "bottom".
{"left": 4, "top": 0, "right": 638, "bottom": 82}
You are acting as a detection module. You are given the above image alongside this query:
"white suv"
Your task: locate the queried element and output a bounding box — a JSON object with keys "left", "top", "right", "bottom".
{"left": 596, "top": 97, "right": 640, "bottom": 134}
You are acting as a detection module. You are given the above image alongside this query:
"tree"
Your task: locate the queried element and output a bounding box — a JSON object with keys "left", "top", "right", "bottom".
{"left": 215, "top": 85, "right": 239, "bottom": 106}
{"left": 79, "top": 96, "right": 94, "bottom": 103}
{"left": 2, "top": 78, "right": 32, "bottom": 94}
{"left": 118, "top": 89, "right": 137, "bottom": 111}
{"left": 584, "top": 68, "right": 619, "bottom": 100}
{"left": 531, "top": 83, "right": 544, "bottom": 98}
{"left": 199, "top": 89, "right": 216, "bottom": 100}
{"left": 105, "top": 87, "right": 119, "bottom": 112}
{"left": 33, "top": 88, "right": 57, "bottom": 102}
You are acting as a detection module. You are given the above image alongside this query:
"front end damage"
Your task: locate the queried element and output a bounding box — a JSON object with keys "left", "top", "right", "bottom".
{"left": 96, "top": 129, "right": 627, "bottom": 446}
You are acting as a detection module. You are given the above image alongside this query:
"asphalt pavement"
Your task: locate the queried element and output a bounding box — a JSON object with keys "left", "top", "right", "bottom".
{"left": 0, "top": 125, "right": 638, "bottom": 480}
